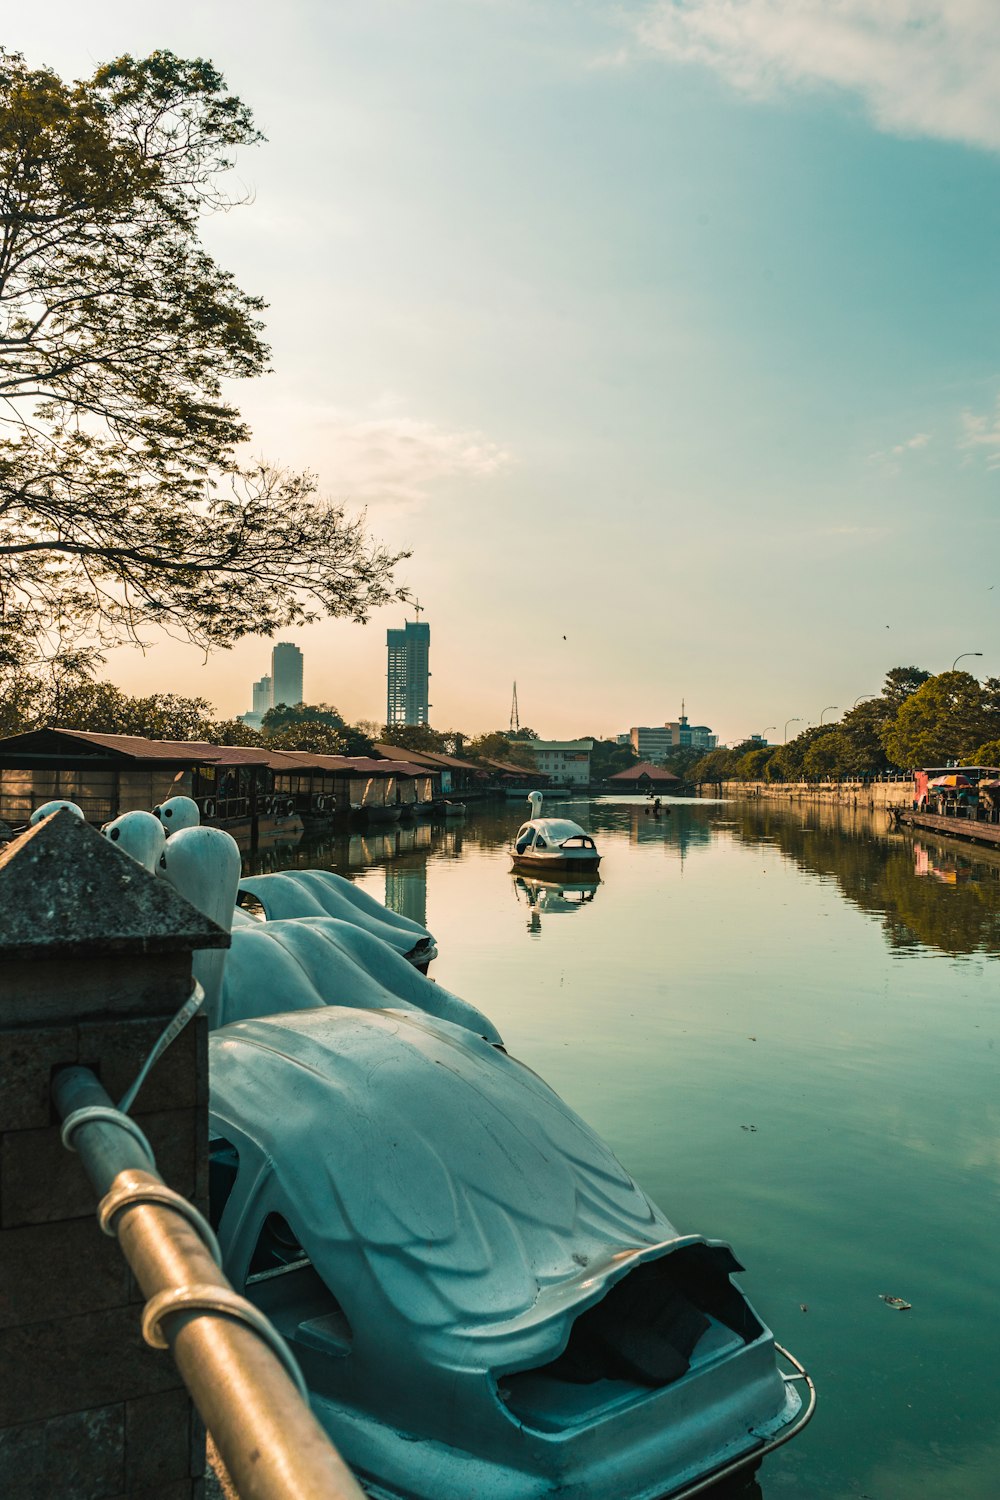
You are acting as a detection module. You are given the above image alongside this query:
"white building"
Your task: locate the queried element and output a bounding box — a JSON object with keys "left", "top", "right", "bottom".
{"left": 530, "top": 740, "right": 593, "bottom": 787}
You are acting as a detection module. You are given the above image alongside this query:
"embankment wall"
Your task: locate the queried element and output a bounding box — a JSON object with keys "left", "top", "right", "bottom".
{"left": 711, "top": 780, "right": 913, "bottom": 809}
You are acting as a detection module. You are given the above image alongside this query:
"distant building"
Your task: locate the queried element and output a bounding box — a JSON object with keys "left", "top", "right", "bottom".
{"left": 387, "top": 619, "right": 431, "bottom": 727}
{"left": 664, "top": 708, "right": 716, "bottom": 752}
{"left": 239, "top": 673, "right": 274, "bottom": 729}
{"left": 271, "top": 642, "right": 304, "bottom": 709}
{"left": 253, "top": 675, "right": 273, "bottom": 717}
{"left": 629, "top": 726, "right": 674, "bottom": 763}
{"left": 628, "top": 706, "right": 717, "bottom": 761}
{"left": 530, "top": 739, "right": 593, "bottom": 787}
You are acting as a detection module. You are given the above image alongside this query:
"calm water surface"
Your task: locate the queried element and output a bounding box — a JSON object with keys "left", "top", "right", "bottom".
{"left": 248, "top": 796, "right": 1000, "bottom": 1500}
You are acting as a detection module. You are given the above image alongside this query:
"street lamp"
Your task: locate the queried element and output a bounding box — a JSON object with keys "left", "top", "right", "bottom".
{"left": 952, "top": 652, "right": 983, "bottom": 672}
{"left": 820, "top": 705, "right": 839, "bottom": 724}
{"left": 784, "top": 717, "right": 801, "bottom": 742}
{"left": 853, "top": 694, "right": 877, "bottom": 707}
{"left": 761, "top": 725, "right": 775, "bottom": 742}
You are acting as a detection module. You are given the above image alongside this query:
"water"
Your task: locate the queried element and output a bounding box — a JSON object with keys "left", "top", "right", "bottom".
{"left": 247, "top": 797, "right": 1000, "bottom": 1500}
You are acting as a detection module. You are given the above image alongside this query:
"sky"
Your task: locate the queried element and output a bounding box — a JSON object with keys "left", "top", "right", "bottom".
{"left": 8, "top": 1, "right": 1000, "bottom": 742}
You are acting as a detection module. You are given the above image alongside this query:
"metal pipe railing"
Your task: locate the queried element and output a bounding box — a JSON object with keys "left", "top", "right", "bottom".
{"left": 53, "top": 1066, "right": 365, "bottom": 1500}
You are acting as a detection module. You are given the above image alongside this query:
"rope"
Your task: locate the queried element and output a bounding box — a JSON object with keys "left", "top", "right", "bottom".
{"left": 58, "top": 976, "right": 310, "bottom": 1418}
{"left": 141, "top": 1284, "right": 310, "bottom": 1402}
{"left": 98, "top": 1171, "right": 222, "bottom": 1266}
{"left": 118, "top": 980, "right": 205, "bottom": 1114}
{"left": 61, "top": 1107, "right": 156, "bottom": 1169}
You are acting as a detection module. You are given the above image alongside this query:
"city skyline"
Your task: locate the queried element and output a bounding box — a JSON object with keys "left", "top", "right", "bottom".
{"left": 10, "top": 3, "right": 1000, "bottom": 741}
{"left": 241, "top": 641, "right": 305, "bottom": 726}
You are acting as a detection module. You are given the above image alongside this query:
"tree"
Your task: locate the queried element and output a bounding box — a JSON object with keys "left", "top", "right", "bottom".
{"left": 587, "top": 737, "right": 638, "bottom": 782}
{"left": 691, "top": 747, "right": 736, "bottom": 784}
{"left": 465, "top": 730, "right": 536, "bottom": 768}
{"left": 735, "top": 746, "right": 774, "bottom": 781}
{"left": 802, "top": 730, "right": 850, "bottom": 779}
{"left": 882, "top": 671, "right": 999, "bottom": 767}
{"left": 882, "top": 666, "right": 932, "bottom": 711}
{"left": 266, "top": 723, "right": 347, "bottom": 755}
{"left": 0, "top": 50, "right": 406, "bottom": 669}
{"left": 379, "top": 724, "right": 450, "bottom": 754}
{"left": 211, "top": 717, "right": 264, "bottom": 747}
{"left": 261, "top": 702, "right": 374, "bottom": 756}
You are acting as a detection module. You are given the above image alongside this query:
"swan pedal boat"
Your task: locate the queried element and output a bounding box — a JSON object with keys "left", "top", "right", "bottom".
{"left": 511, "top": 818, "right": 601, "bottom": 874}
{"left": 511, "top": 791, "right": 601, "bottom": 875}
{"left": 209, "top": 1008, "right": 813, "bottom": 1500}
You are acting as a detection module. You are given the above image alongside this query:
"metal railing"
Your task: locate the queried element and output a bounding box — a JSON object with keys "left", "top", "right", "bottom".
{"left": 54, "top": 1066, "right": 365, "bottom": 1500}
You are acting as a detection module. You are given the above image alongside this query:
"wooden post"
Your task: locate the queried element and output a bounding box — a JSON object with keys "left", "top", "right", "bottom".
{"left": 0, "top": 810, "right": 228, "bottom": 1499}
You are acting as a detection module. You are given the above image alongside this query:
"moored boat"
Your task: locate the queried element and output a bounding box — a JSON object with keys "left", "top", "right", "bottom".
{"left": 511, "top": 791, "right": 601, "bottom": 873}
{"left": 209, "top": 1007, "right": 814, "bottom": 1500}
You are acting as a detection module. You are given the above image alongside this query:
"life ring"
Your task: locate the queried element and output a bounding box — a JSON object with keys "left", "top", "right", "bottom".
{"left": 316, "top": 795, "right": 327, "bottom": 813}
{"left": 258, "top": 795, "right": 272, "bottom": 816}
{"left": 284, "top": 797, "right": 295, "bottom": 817}
{"left": 202, "top": 798, "right": 215, "bottom": 819}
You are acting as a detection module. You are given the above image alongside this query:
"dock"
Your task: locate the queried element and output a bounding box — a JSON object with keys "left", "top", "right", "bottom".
{"left": 893, "top": 808, "right": 1000, "bottom": 849}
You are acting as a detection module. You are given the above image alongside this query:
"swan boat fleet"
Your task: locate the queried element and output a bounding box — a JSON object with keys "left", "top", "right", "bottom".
{"left": 36, "top": 794, "right": 814, "bottom": 1499}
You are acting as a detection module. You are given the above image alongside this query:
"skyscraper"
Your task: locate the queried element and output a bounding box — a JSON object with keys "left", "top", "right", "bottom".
{"left": 386, "top": 619, "right": 430, "bottom": 727}
{"left": 271, "top": 642, "right": 304, "bottom": 709}
{"left": 252, "top": 675, "right": 273, "bottom": 719}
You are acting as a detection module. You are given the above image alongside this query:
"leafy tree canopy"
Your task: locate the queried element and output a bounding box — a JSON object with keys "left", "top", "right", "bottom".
{"left": 378, "top": 724, "right": 452, "bottom": 754}
{"left": 0, "top": 49, "right": 406, "bottom": 669}
{"left": 465, "top": 730, "right": 537, "bottom": 768}
{"left": 882, "top": 666, "right": 932, "bottom": 711}
{"left": 261, "top": 701, "right": 374, "bottom": 755}
{"left": 882, "top": 671, "right": 1000, "bottom": 767}
{"left": 585, "top": 737, "right": 638, "bottom": 781}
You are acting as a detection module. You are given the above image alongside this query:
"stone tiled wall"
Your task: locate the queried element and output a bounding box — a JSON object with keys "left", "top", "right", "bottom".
{"left": 0, "top": 813, "right": 226, "bottom": 1500}
{"left": 0, "top": 1007, "right": 209, "bottom": 1500}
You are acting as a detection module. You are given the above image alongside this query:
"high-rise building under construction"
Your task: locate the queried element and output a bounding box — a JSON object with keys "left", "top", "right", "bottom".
{"left": 386, "top": 619, "right": 430, "bottom": 727}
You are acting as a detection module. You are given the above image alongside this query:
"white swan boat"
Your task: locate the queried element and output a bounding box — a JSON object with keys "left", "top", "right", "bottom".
{"left": 92, "top": 811, "right": 814, "bottom": 1497}
{"left": 209, "top": 1009, "right": 814, "bottom": 1500}
{"left": 511, "top": 792, "right": 601, "bottom": 874}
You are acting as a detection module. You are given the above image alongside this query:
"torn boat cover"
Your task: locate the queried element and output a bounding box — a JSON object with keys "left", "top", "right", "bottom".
{"left": 209, "top": 1008, "right": 810, "bottom": 1500}
{"left": 238, "top": 869, "right": 437, "bottom": 966}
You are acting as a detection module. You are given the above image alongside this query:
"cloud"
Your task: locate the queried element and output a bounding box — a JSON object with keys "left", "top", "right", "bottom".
{"left": 320, "top": 412, "right": 511, "bottom": 508}
{"left": 241, "top": 391, "right": 512, "bottom": 511}
{"left": 630, "top": 2, "right": 1000, "bottom": 153}
{"left": 959, "top": 395, "right": 1000, "bottom": 468}
{"left": 867, "top": 431, "right": 931, "bottom": 472}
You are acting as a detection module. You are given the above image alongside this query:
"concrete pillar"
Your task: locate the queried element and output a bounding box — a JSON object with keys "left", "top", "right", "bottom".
{"left": 0, "top": 810, "right": 229, "bottom": 1500}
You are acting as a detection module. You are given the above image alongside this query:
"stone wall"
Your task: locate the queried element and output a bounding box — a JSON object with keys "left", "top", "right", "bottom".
{"left": 712, "top": 779, "right": 913, "bottom": 808}
{"left": 0, "top": 812, "right": 226, "bottom": 1500}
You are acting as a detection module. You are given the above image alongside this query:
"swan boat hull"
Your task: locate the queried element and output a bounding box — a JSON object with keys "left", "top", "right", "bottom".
{"left": 209, "top": 1008, "right": 813, "bottom": 1500}
{"left": 510, "top": 814, "right": 601, "bottom": 874}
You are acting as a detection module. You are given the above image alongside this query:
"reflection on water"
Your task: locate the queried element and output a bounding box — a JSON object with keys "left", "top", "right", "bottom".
{"left": 243, "top": 794, "right": 1000, "bottom": 1500}
{"left": 513, "top": 874, "right": 601, "bottom": 928}
{"left": 725, "top": 800, "right": 1000, "bottom": 959}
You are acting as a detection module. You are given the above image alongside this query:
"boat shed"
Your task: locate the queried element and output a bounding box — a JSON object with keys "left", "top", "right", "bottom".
{"left": 478, "top": 757, "right": 553, "bottom": 793}
{"left": 276, "top": 753, "right": 437, "bottom": 820}
{"left": 606, "top": 761, "right": 682, "bottom": 793}
{"left": 374, "top": 743, "right": 487, "bottom": 796}
{"left": 0, "top": 728, "right": 275, "bottom": 828}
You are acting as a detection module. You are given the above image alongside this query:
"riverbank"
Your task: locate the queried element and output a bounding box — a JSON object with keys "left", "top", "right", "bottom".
{"left": 706, "top": 779, "right": 912, "bottom": 808}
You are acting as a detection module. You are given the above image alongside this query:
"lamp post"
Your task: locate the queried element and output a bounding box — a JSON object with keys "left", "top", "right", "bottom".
{"left": 784, "top": 717, "right": 801, "bottom": 742}
{"left": 853, "top": 694, "right": 877, "bottom": 707}
{"left": 761, "top": 725, "right": 775, "bottom": 743}
{"left": 820, "top": 705, "right": 839, "bottom": 724}
{"left": 952, "top": 652, "right": 983, "bottom": 672}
